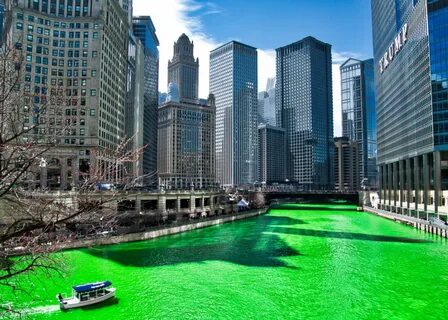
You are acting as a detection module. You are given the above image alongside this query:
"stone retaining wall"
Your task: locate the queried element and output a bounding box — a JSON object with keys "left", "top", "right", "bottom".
{"left": 60, "top": 209, "right": 268, "bottom": 250}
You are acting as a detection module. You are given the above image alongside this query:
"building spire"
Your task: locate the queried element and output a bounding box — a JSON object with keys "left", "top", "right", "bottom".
{"left": 168, "top": 33, "right": 199, "bottom": 101}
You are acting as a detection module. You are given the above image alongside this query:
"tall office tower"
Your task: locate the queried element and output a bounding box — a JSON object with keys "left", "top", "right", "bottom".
{"left": 210, "top": 41, "right": 258, "bottom": 186}
{"left": 340, "top": 58, "right": 377, "bottom": 189}
{"left": 258, "top": 91, "right": 268, "bottom": 125}
{"left": 125, "top": 33, "right": 145, "bottom": 181}
{"left": 258, "top": 124, "right": 286, "bottom": 184}
{"left": 133, "top": 16, "right": 159, "bottom": 186}
{"left": 158, "top": 96, "right": 216, "bottom": 190}
{"left": 168, "top": 33, "right": 199, "bottom": 102}
{"left": 276, "top": 37, "right": 334, "bottom": 190}
{"left": 158, "top": 36, "right": 215, "bottom": 190}
{"left": 120, "top": 0, "right": 133, "bottom": 25}
{"left": 372, "top": 0, "right": 448, "bottom": 220}
{"left": 257, "top": 78, "right": 276, "bottom": 126}
{"left": 334, "top": 137, "right": 360, "bottom": 191}
{"left": 5, "top": 0, "right": 129, "bottom": 189}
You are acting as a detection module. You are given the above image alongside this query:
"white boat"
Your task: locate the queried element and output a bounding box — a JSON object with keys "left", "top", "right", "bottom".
{"left": 57, "top": 281, "right": 116, "bottom": 310}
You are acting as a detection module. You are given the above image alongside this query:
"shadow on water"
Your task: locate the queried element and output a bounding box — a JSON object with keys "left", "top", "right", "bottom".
{"left": 270, "top": 227, "right": 432, "bottom": 243}
{"left": 85, "top": 215, "right": 305, "bottom": 269}
{"left": 83, "top": 210, "right": 431, "bottom": 269}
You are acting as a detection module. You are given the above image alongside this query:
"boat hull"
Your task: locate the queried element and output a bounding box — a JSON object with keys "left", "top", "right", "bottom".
{"left": 59, "top": 288, "right": 116, "bottom": 310}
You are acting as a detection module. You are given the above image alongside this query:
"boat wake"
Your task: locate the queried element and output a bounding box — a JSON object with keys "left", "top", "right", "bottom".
{"left": 23, "top": 305, "right": 60, "bottom": 316}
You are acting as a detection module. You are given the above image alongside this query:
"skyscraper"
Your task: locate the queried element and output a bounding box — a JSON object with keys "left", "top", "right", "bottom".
{"left": 210, "top": 41, "right": 258, "bottom": 186}
{"left": 125, "top": 33, "right": 145, "bottom": 181}
{"left": 276, "top": 37, "right": 334, "bottom": 190}
{"left": 258, "top": 124, "right": 286, "bottom": 184}
{"left": 6, "top": 0, "right": 129, "bottom": 189}
{"left": 158, "top": 34, "right": 215, "bottom": 190}
{"left": 340, "top": 58, "right": 377, "bottom": 189}
{"left": 372, "top": 0, "right": 448, "bottom": 220}
{"left": 0, "top": 0, "right": 4, "bottom": 46}
{"left": 168, "top": 34, "right": 199, "bottom": 102}
{"left": 133, "top": 16, "right": 159, "bottom": 186}
{"left": 257, "top": 77, "right": 276, "bottom": 126}
{"left": 334, "top": 137, "right": 360, "bottom": 191}
{"left": 120, "top": 0, "right": 133, "bottom": 25}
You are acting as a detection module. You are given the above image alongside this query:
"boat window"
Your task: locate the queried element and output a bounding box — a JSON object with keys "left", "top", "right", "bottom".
{"left": 81, "top": 294, "right": 88, "bottom": 301}
{"left": 97, "top": 289, "right": 104, "bottom": 296}
{"left": 89, "top": 291, "right": 97, "bottom": 298}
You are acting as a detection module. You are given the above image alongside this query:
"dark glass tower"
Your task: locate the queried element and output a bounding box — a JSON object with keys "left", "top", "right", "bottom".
{"left": 168, "top": 34, "right": 199, "bottom": 102}
{"left": 133, "top": 16, "right": 159, "bottom": 186}
{"left": 258, "top": 124, "right": 286, "bottom": 184}
{"left": 340, "top": 58, "right": 377, "bottom": 189}
{"left": 372, "top": 0, "right": 448, "bottom": 220}
{"left": 275, "top": 37, "right": 334, "bottom": 190}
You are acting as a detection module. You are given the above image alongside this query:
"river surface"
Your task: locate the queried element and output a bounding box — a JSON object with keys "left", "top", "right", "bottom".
{"left": 2, "top": 204, "right": 448, "bottom": 319}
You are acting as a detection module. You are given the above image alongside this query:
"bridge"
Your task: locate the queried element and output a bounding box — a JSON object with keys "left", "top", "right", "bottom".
{"left": 248, "top": 191, "right": 361, "bottom": 206}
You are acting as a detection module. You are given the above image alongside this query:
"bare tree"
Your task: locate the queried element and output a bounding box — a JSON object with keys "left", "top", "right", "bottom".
{"left": 0, "top": 43, "right": 145, "bottom": 315}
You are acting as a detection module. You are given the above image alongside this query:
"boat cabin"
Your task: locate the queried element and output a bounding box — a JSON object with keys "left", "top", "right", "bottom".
{"left": 72, "top": 281, "right": 112, "bottom": 302}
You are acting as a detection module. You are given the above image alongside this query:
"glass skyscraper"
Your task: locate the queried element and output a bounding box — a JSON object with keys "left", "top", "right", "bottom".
{"left": 257, "top": 78, "right": 276, "bottom": 126}
{"left": 133, "top": 16, "right": 159, "bottom": 186}
{"left": 210, "top": 41, "right": 258, "bottom": 186}
{"left": 340, "top": 58, "right": 377, "bottom": 189}
{"left": 0, "top": 0, "right": 4, "bottom": 46}
{"left": 372, "top": 0, "right": 448, "bottom": 221}
{"left": 258, "top": 124, "right": 286, "bottom": 184}
{"left": 275, "top": 37, "right": 334, "bottom": 190}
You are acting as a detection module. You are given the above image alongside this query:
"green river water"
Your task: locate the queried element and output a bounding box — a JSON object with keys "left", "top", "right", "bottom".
{"left": 2, "top": 204, "right": 448, "bottom": 319}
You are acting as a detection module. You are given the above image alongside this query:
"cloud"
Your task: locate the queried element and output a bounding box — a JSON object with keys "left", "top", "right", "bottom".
{"left": 258, "top": 49, "right": 276, "bottom": 91}
{"left": 133, "top": 0, "right": 275, "bottom": 97}
{"left": 134, "top": 0, "right": 219, "bottom": 98}
{"left": 133, "top": 1, "right": 364, "bottom": 137}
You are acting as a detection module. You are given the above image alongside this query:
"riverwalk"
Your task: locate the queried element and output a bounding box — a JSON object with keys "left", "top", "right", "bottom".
{"left": 57, "top": 208, "right": 268, "bottom": 251}
{"left": 363, "top": 206, "right": 448, "bottom": 238}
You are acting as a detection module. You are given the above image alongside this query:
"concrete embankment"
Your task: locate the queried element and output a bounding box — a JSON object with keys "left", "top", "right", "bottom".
{"left": 363, "top": 206, "right": 448, "bottom": 239}
{"left": 59, "top": 209, "right": 268, "bottom": 250}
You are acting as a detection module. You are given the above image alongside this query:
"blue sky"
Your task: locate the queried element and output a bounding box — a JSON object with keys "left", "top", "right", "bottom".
{"left": 195, "top": 0, "right": 373, "bottom": 59}
{"left": 134, "top": 0, "right": 374, "bottom": 135}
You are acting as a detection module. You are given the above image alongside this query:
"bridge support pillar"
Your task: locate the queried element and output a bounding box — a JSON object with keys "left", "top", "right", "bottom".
{"left": 190, "top": 195, "right": 195, "bottom": 213}
{"left": 158, "top": 195, "right": 167, "bottom": 220}
{"left": 176, "top": 197, "right": 181, "bottom": 212}
{"left": 136, "top": 195, "right": 141, "bottom": 213}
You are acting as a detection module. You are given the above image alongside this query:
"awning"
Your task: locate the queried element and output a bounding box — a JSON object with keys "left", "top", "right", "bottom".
{"left": 73, "top": 281, "right": 112, "bottom": 293}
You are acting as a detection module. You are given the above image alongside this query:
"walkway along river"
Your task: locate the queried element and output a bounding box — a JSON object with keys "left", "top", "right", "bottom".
{"left": 2, "top": 203, "right": 448, "bottom": 319}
